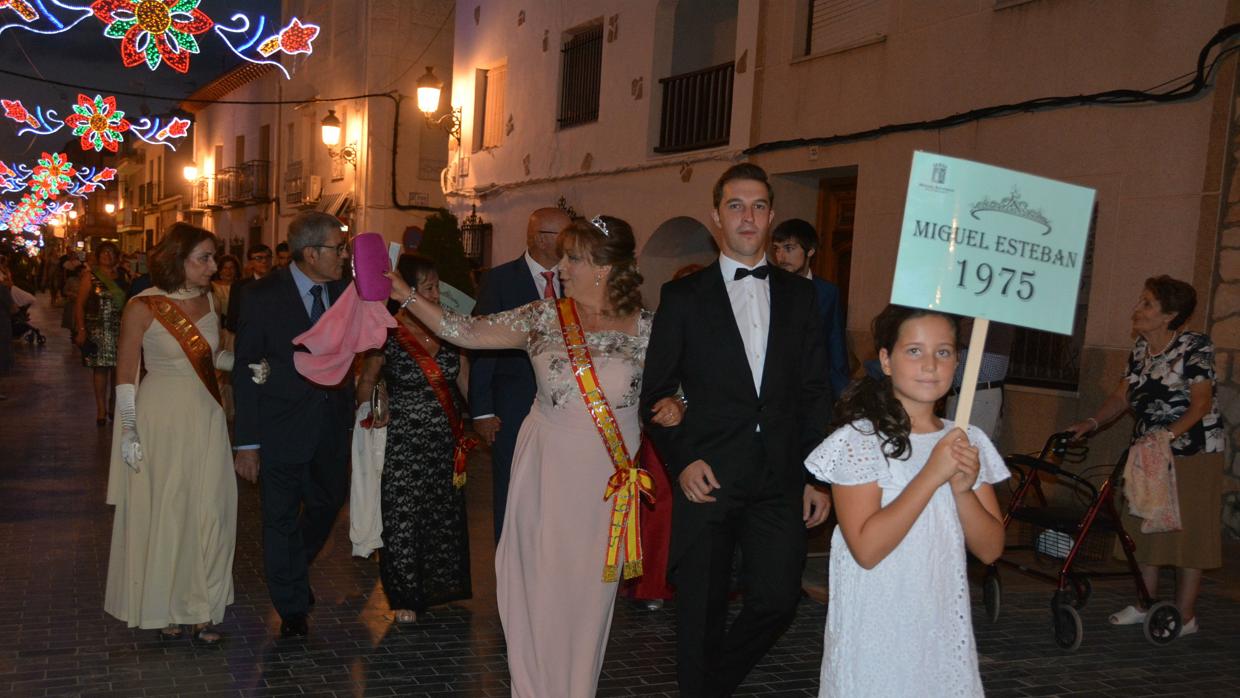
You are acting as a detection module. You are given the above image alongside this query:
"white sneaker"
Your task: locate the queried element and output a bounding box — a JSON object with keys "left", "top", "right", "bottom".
{"left": 1180, "top": 616, "right": 1198, "bottom": 636}
{"left": 1108, "top": 605, "right": 1147, "bottom": 625}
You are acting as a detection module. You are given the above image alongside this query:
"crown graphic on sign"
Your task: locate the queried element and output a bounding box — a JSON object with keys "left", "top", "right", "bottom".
{"left": 969, "top": 187, "right": 1052, "bottom": 235}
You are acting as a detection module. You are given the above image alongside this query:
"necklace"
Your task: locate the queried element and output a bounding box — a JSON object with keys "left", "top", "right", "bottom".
{"left": 1147, "top": 331, "right": 1179, "bottom": 358}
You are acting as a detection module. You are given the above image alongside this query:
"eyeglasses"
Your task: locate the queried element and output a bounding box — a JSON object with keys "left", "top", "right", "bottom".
{"left": 248, "top": 254, "right": 271, "bottom": 261}
{"left": 311, "top": 243, "right": 349, "bottom": 255}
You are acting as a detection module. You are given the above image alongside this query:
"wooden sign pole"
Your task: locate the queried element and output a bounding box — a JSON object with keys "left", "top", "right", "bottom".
{"left": 952, "top": 317, "right": 989, "bottom": 434}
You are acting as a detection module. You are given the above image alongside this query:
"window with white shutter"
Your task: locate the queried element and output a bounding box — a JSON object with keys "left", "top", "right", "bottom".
{"left": 478, "top": 65, "right": 507, "bottom": 150}
{"left": 805, "top": 0, "right": 888, "bottom": 57}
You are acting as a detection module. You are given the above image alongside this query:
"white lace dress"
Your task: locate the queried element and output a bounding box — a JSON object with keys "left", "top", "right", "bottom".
{"left": 805, "top": 419, "right": 1009, "bottom": 697}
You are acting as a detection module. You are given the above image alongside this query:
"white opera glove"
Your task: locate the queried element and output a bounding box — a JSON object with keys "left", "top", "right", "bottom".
{"left": 249, "top": 358, "right": 270, "bottom": 384}
{"left": 213, "top": 349, "right": 235, "bottom": 372}
{"left": 115, "top": 384, "right": 143, "bottom": 472}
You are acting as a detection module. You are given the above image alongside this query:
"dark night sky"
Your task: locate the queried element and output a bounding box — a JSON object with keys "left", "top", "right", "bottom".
{"left": 0, "top": 1, "right": 280, "bottom": 162}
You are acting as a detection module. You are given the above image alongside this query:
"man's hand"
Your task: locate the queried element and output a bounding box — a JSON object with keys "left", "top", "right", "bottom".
{"left": 803, "top": 483, "right": 831, "bottom": 528}
{"left": 678, "top": 460, "right": 720, "bottom": 503}
{"left": 649, "top": 396, "right": 685, "bottom": 427}
{"left": 234, "top": 449, "right": 260, "bottom": 484}
{"left": 473, "top": 416, "right": 501, "bottom": 445}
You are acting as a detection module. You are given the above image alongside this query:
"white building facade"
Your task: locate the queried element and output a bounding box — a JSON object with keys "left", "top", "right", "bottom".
{"left": 450, "top": 1, "right": 1238, "bottom": 493}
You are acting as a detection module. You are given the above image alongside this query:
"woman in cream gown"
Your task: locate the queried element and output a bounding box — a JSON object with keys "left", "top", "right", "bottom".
{"left": 105, "top": 224, "right": 236, "bottom": 643}
{"left": 387, "top": 217, "right": 683, "bottom": 697}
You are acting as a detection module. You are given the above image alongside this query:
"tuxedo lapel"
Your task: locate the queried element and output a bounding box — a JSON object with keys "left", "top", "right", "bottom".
{"left": 758, "top": 272, "right": 788, "bottom": 399}
{"left": 698, "top": 263, "right": 758, "bottom": 399}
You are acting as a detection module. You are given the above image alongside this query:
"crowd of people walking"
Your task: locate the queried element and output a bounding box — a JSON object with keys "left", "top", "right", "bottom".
{"left": 1, "top": 161, "right": 1226, "bottom": 697}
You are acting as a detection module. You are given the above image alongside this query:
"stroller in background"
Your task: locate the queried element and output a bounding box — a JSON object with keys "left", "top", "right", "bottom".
{"left": 8, "top": 285, "right": 46, "bottom": 345}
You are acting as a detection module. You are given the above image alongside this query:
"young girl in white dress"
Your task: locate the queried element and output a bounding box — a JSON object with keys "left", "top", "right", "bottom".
{"left": 805, "top": 305, "right": 1009, "bottom": 696}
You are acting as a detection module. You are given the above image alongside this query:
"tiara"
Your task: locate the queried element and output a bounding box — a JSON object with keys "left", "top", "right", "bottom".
{"left": 589, "top": 215, "right": 610, "bottom": 237}
{"left": 969, "top": 187, "right": 1052, "bottom": 235}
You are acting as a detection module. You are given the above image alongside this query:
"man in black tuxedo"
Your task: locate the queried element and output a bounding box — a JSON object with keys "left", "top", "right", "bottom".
{"left": 469, "top": 206, "right": 571, "bottom": 541}
{"left": 641, "top": 164, "right": 832, "bottom": 696}
{"left": 232, "top": 212, "right": 354, "bottom": 638}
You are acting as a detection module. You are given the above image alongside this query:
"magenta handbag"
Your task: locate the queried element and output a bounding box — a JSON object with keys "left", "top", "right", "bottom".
{"left": 351, "top": 232, "right": 392, "bottom": 301}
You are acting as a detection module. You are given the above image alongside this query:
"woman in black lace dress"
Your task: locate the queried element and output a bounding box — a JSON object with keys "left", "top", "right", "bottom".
{"left": 357, "top": 255, "right": 471, "bottom": 623}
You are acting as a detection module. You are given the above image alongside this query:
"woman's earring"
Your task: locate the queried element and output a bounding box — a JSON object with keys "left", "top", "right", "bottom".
{"left": 594, "top": 275, "right": 602, "bottom": 286}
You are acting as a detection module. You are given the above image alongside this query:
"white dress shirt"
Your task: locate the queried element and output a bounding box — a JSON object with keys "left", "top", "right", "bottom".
{"left": 524, "top": 252, "right": 559, "bottom": 298}
{"left": 718, "top": 254, "right": 770, "bottom": 394}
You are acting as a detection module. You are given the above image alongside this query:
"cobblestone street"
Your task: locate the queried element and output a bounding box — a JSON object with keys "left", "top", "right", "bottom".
{"left": 2, "top": 295, "right": 1238, "bottom": 697}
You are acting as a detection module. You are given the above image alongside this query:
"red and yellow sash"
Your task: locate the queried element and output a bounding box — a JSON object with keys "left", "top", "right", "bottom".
{"left": 395, "top": 325, "right": 476, "bottom": 489}
{"left": 555, "top": 298, "right": 655, "bottom": 582}
{"left": 140, "top": 295, "right": 222, "bottom": 407}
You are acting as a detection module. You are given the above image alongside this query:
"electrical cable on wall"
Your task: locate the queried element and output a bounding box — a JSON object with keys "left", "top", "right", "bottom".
{"left": 745, "top": 24, "right": 1240, "bottom": 156}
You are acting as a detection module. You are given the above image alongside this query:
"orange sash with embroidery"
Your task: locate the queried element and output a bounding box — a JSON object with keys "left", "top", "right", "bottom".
{"left": 140, "top": 295, "right": 222, "bottom": 407}
{"left": 555, "top": 298, "right": 655, "bottom": 582}
{"left": 395, "top": 325, "right": 476, "bottom": 489}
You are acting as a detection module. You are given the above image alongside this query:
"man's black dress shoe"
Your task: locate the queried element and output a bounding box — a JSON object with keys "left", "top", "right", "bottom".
{"left": 280, "top": 614, "right": 309, "bottom": 638}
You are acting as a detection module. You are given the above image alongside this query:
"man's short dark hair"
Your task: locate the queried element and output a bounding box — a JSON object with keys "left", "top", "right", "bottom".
{"left": 771, "top": 218, "right": 819, "bottom": 254}
{"left": 276, "top": 241, "right": 290, "bottom": 253}
{"left": 712, "top": 163, "right": 774, "bottom": 209}
{"left": 246, "top": 243, "right": 272, "bottom": 259}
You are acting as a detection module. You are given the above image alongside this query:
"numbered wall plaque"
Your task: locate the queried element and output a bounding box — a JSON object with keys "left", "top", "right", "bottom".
{"left": 890, "top": 151, "right": 1096, "bottom": 335}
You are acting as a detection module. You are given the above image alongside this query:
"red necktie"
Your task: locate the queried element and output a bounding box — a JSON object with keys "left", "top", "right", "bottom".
{"left": 541, "top": 270, "right": 557, "bottom": 299}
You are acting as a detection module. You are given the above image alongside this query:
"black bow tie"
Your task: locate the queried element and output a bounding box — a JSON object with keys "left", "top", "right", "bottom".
{"left": 733, "top": 265, "right": 770, "bottom": 281}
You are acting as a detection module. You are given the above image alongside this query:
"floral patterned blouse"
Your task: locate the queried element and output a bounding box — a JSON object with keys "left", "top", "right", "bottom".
{"left": 438, "top": 299, "right": 653, "bottom": 411}
{"left": 1125, "top": 331, "right": 1223, "bottom": 456}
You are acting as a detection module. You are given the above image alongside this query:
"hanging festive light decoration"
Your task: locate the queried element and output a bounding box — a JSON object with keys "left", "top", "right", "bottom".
{"left": 91, "top": 0, "right": 214, "bottom": 73}
{"left": 1, "top": 94, "right": 190, "bottom": 151}
{"left": 62, "top": 93, "right": 131, "bottom": 152}
{"left": 29, "top": 152, "right": 76, "bottom": 199}
{"left": 257, "top": 17, "right": 319, "bottom": 57}
{"left": 1, "top": 2, "right": 318, "bottom": 76}
{"left": 0, "top": 0, "right": 39, "bottom": 23}
{"left": 0, "top": 153, "right": 116, "bottom": 200}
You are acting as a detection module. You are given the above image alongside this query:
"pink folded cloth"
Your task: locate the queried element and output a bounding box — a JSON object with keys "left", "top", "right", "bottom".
{"left": 1123, "top": 431, "right": 1181, "bottom": 534}
{"left": 293, "top": 283, "right": 396, "bottom": 385}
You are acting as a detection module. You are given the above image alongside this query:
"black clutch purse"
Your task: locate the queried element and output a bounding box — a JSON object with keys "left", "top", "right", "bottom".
{"left": 80, "top": 338, "right": 98, "bottom": 365}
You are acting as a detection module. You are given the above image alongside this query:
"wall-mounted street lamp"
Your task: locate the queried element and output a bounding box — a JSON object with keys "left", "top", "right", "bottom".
{"left": 183, "top": 162, "right": 199, "bottom": 181}
{"left": 104, "top": 202, "right": 116, "bottom": 215}
{"left": 415, "top": 66, "right": 461, "bottom": 147}
{"left": 320, "top": 109, "right": 358, "bottom": 169}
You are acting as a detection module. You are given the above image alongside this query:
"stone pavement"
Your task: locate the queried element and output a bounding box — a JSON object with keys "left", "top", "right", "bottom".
{"left": 1, "top": 293, "right": 1239, "bottom": 697}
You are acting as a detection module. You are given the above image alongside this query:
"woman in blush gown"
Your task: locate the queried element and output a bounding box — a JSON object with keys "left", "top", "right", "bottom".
{"left": 386, "top": 215, "right": 684, "bottom": 697}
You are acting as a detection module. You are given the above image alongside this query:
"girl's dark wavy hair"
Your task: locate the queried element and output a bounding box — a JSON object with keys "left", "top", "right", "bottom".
{"left": 829, "top": 304, "right": 959, "bottom": 460}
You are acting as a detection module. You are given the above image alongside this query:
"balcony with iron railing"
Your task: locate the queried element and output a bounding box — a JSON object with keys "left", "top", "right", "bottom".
{"left": 655, "top": 61, "right": 735, "bottom": 154}
{"left": 234, "top": 160, "right": 272, "bottom": 202}
{"left": 214, "top": 168, "right": 240, "bottom": 207}
{"left": 191, "top": 176, "right": 213, "bottom": 210}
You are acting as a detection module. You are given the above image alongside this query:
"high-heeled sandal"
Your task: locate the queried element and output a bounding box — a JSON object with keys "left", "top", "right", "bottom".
{"left": 392, "top": 609, "right": 417, "bottom": 624}
{"left": 158, "top": 625, "right": 183, "bottom": 641}
{"left": 191, "top": 623, "right": 224, "bottom": 646}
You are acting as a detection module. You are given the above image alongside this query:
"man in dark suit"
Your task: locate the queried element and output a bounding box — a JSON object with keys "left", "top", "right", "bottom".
{"left": 641, "top": 164, "right": 832, "bottom": 697}
{"left": 470, "top": 206, "right": 572, "bottom": 541}
{"left": 232, "top": 212, "right": 353, "bottom": 638}
{"left": 224, "top": 243, "right": 273, "bottom": 334}
{"left": 771, "top": 218, "right": 850, "bottom": 402}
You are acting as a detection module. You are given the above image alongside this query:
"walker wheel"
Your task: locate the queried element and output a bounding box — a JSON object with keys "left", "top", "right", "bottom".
{"left": 1051, "top": 593, "right": 1083, "bottom": 651}
{"left": 983, "top": 569, "right": 1001, "bottom": 623}
{"left": 1067, "top": 574, "right": 1092, "bottom": 609}
{"left": 1143, "top": 600, "right": 1182, "bottom": 645}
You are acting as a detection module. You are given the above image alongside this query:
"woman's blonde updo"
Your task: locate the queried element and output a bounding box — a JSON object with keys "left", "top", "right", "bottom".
{"left": 557, "top": 215, "right": 644, "bottom": 316}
